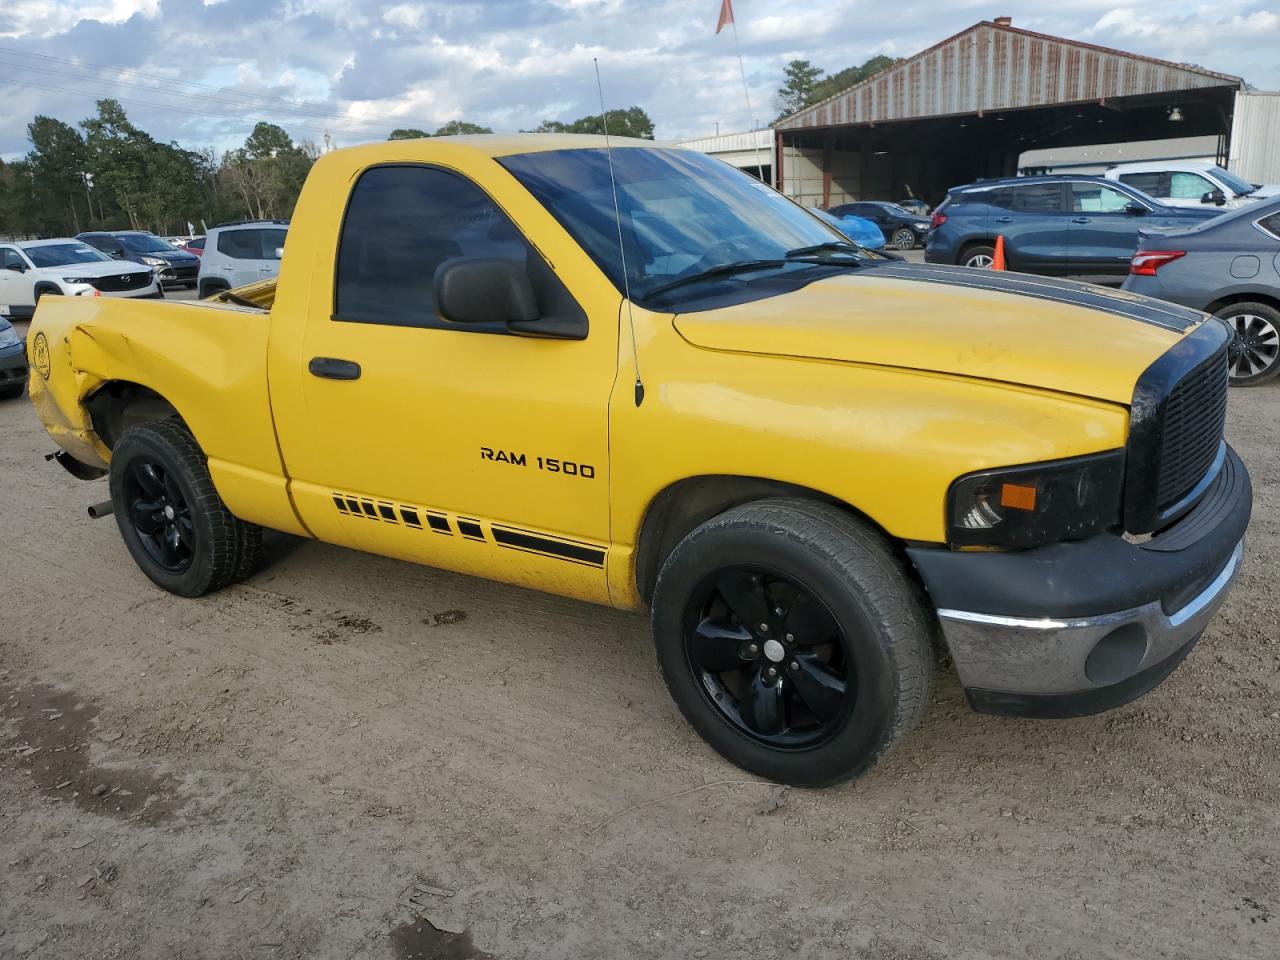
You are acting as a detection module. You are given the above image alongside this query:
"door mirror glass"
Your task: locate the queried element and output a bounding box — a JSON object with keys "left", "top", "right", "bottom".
{"left": 1201, "top": 189, "right": 1226, "bottom": 206}
{"left": 435, "top": 257, "right": 538, "bottom": 325}
{"left": 1124, "top": 202, "right": 1148, "bottom": 216}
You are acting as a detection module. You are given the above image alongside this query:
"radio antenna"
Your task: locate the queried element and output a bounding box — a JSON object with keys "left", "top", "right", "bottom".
{"left": 594, "top": 57, "right": 644, "bottom": 407}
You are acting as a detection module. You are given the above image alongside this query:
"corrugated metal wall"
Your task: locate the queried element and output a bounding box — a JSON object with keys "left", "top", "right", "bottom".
{"left": 1229, "top": 92, "right": 1280, "bottom": 184}
{"left": 777, "top": 22, "right": 1239, "bottom": 131}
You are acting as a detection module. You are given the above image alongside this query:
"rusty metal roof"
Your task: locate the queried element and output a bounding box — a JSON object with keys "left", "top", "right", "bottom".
{"left": 776, "top": 20, "right": 1241, "bottom": 131}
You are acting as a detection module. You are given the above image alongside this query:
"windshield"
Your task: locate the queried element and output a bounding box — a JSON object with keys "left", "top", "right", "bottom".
{"left": 119, "top": 234, "right": 179, "bottom": 254}
{"left": 22, "top": 243, "right": 112, "bottom": 267}
{"left": 1209, "top": 166, "right": 1255, "bottom": 196}
{"left": 500, "top": 147, "right": 865, "bottom": 304}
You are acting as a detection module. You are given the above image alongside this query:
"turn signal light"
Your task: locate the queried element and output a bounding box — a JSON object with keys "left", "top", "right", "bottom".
{"left": 1130, "top": 250, "right": 1186, "bottom": 276}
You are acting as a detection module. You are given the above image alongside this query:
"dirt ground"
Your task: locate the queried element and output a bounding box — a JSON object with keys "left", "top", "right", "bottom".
{"left": 1, "top": 320, "right": 1276, "bottom": 960}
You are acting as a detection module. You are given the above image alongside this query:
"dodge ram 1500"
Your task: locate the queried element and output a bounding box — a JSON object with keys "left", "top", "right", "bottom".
{"left": 27, "top": 134, "right": 1251, "bottom": 786}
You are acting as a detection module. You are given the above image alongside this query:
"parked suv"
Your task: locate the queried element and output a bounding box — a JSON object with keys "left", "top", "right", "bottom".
{"left": 77, "top": 231, "right": 200, "bottom": 289}
{"left": 926, "top": 175, "right": 1220, "bottom": 276}
{"left": 1, "top": 238, "right": 161, "bottom": 320}
{"left": 197, "top": 221, "right": 288, "bottom": 298}
{"left": 1105, "top": 160, "right": 1279, "bottom": 211}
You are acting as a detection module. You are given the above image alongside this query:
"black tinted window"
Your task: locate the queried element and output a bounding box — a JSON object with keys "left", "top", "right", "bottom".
{"left": 1259, "top": 212, "right": 1280, "bottom": 239}
{"left": 216, "top": 228, "right": 286, "bottom": 260}
{"left": 1011, "top": 184, "right": 1065, "bottom": 212}
{"left": 1117, "top": 172, "right": 1168, "bottom": 197}
{"left": 335, "top": 165, "right": 534, "bottom": 328}
{"left": 1, "top": 248, "right": 25, "bottom": 270}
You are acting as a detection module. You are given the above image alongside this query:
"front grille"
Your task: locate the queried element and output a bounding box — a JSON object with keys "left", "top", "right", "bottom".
{"left": 1124, "top": 321, "right": 1231, "bottom": 533}
{"left": 1155, "top": 347, "right": 1228, "bottom": 511}
{"left": 88, "top": 272, "right": 150, "bottom": 292}
{"left": 163, "top": 264, "right": 198, "bottom": 281}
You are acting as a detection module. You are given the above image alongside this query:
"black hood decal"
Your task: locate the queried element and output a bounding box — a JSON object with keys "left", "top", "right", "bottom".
{"left": 867, "top": 262, "right": 1204, "bottom": 332}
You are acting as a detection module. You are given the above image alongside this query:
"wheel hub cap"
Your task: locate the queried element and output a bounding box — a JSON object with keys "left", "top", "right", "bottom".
{"left": 164, "top": 504, "right": 176, "bottom": 520}
{"left": 763, "top": 638, "right": 785, "bottom": 662}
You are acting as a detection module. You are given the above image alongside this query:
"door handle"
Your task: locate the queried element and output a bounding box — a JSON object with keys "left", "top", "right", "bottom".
{"left": 308, "top": 357, "right": 361, "bottom": 381}
{"left": 994, "top": 216, "right": 1013, "bottom": 223}
{"left": 1072, "top": 217, "right": 1091, "bottom": 223}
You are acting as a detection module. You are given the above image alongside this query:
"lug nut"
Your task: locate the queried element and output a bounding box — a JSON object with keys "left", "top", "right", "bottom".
{"left": 789, "top": 661, "right": 799, "bottom": 670}
{"left": 759, "top": 623, "right": 769, "bottom": 633}
{"left": 748, "top": 643, "right": 759, "bottom": 654}
{"left": 785, "top": 633, "right": 795, "bottom": 643}
{"left": 766, "top": 667, "right": 778, "bottom": 678}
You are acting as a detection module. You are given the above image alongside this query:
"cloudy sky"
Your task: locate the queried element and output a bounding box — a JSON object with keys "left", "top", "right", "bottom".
{"left": 1, "top": 0, "right": 1278, "bottom": 160}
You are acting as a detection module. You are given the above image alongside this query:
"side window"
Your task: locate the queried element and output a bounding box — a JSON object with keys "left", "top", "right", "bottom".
{"left": 982, "top": 188, "right": 1015, "bottom": 210}
{"left": 1011, "top": 184, "right": 1066, "bottom": 213}
{"left": 260, "top": 229, "right": 287, "bottom": 260}
{"left": 1118, "top": 172, "right": 1168, "bottom": 197}
{"left": 217, "top": 229, "right": 262, "bottom": 260}
{"left": 1170, "top": 172, "right": 1215, "bottom": 200}
{"left": 1258, "top": 212, "right": 1280, "bottom": 240}
{"left": 1, "top": 248, "right": 26, "bottom": 270}
{"left": 1071, "top": 182, "right": 1134, "bottom": 213}
{"left": 334, "top": 164, "right": 537, "bottom": 329}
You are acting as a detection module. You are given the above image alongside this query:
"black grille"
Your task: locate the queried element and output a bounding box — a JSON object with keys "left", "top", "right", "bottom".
{"left": 1155, "top": 346, "right": 1228, "bottom": 511}
{"left": 162, "top": 263, "right": 198, "bottom": 281}
{"left": 88, "top": 272, "right": 151, "bottom": 292}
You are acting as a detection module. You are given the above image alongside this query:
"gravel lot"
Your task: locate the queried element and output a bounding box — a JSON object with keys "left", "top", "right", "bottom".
{"left": 0, "top": 304, "right": 1276, "bottom": 960}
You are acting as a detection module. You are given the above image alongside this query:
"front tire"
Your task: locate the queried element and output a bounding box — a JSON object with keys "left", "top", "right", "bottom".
{"left": 651, "top": 499, "right": 933, "bottom": 787}
{"left": 891, "top": 227, "right": 916, "bottom": 250}
{"left": 109, "top": 419, "right": 262, "bottom": 597}
{"left": 1217, "top": 301, "right": 1280, "bottom": 386}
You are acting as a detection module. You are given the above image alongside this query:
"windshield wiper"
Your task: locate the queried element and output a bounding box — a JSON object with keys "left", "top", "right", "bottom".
{"left": 643, "top": 259, "right": 786, "bottom": 299}
{"left": 784, "top": 240, "right": 865, "bottom": 259}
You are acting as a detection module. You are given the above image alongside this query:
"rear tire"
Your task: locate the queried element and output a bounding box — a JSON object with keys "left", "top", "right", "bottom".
{"left": 650, "top": 499, "right": 933, "bottom": 787}
{"left": 109, "top": 419, "right": 262, "bottom": 597}
{"left": 1217, "top": 301, "right": 1280, "bottom": 386}
{"left": 960, "top": 244, "right": 996, "bottom": 269}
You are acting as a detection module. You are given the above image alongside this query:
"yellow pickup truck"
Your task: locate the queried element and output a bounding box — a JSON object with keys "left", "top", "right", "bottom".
{"left": 27, "top": 135, "right": 1251, "bottom": 786}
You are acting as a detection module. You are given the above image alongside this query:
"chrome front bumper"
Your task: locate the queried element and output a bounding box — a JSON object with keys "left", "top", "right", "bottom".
{"left": 936, "top": 538, "right": 1243, "bottom": 705}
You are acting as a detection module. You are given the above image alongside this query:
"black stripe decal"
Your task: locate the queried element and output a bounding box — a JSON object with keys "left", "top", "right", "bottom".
{"left": 491, "top": 526, "right": 606, "bottom": 567}
{"left": 377, "top": 502, "right": 397, "bottom": 522}
{"left": 400, "top": 507, "right": 422, "bottom": 528}
{"left": 426, "top": 513, "right": 452, "bottom": 535}
{"left": 333, "top": 494, "right": 348, "bottom": 513}
{"left": 457, "top": 518, "right": 485, "bottom": 540}
{"left": 867, "top": 262, "right": 1201, "bottom": 331}
{"left": 344, "top": 497, "right": 362, "bottom": 515}
{"left": 360, "top": 499, "right": 378, "bottom": 519}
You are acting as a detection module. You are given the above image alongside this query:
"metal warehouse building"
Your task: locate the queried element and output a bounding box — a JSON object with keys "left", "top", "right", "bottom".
{"left": 773, "top": 17, "right": 1245, "bottom": 208}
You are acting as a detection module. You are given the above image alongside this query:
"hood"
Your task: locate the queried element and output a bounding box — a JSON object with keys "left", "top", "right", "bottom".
{"left": 47, "top": 260, "right": 153, "bottom": 279}
{"left": 672, "top": 263, "right": 1202, "bottom": 405}
{"left": 149, "top": 249, "right": 198, "bottom": 263}
{"left": 1245, "top": 184, "right": 1280, "bottom": 201}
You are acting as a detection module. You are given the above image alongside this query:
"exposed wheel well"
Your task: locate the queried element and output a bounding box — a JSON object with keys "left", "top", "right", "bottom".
{"left": 1205, "top": 292, "right": 1280, "bottom": 315}
{"left": 198, "top": 278, "right": 230, "bottom": 299}
{"left": 85, "top": 382, "right": 182, "bottom": 450}
{"left": 634, "top": 475, "right": 893, "bottom": 604}
{"left": 33, "top": 282, "right": 62, "bottom": 297}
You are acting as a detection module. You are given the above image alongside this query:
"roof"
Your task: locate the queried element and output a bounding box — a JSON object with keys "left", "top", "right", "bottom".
{"left": 18, "top": 237, "right": 94, "bottom": 247}
{"left": 340, "top": 132, "right": 663, "bottom": 162}
{"left": 777, "top": 20, "right": 1242, "bottom": 131}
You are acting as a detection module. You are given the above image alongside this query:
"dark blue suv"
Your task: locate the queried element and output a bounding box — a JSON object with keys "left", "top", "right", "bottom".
{"left": 925, "top": 175, "right": 1221, "bottom": 276}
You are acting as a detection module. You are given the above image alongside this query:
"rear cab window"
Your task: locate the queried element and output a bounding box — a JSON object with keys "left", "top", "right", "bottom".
{"left": 1117, "top": 171, "right": 1169, "bottom": 197}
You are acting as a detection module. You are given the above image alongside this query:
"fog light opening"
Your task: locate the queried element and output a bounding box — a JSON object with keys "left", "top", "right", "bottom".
{"left": 1084, "top": 623, "right": 1148, "bottom": 685}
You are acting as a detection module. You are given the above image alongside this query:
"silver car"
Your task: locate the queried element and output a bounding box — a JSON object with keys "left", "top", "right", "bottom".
{"left": 1123, "top": 198, "right": 1280, "bottom": 386}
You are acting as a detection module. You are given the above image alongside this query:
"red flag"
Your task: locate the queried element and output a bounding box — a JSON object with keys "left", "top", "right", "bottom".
{"left": 716, "top": 0, "right": 734, "bottom": 34}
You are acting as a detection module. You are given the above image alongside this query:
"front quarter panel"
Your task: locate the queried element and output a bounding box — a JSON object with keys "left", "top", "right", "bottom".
{"left": 605, "top": 312, "right": 1130, "bottom": 608}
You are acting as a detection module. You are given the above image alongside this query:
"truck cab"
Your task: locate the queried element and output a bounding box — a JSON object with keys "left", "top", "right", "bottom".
{"left": 26, "top": 135, "right": 1251, "bottom": 787}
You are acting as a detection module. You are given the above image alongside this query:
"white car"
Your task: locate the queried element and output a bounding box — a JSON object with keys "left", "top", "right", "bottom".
{"left": 0, "top": 239, "right": 162, "bottom": 319}
{"left": 1105, "top": 159, "right": 1280, "bottom": 211}
{"left": 196, "top": 220, "right": 288, "bottom": 298}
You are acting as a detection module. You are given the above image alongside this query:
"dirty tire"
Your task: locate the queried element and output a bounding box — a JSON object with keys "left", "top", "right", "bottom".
{"left": 651, "top": 499, "right": 933, "bottom": 787}
{"left": 109, "top": 419, "right": 262, "bottom": 597}
{"left": 961, "top": 244, "right": 996, "bottom": 269}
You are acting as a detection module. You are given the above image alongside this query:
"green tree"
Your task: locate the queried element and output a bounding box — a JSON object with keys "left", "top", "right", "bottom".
{"left": 26, "top": 116, "right": 89, "bottom": 235}
{"left": 774, "top": 59, "right": 824, "bottom": 120}
{"left": 0, "top": 159, "right": 38, "bottom": 238}
{"left": 81, "top": 98, "right": 152, "bottom": 229}
{"left": 220, "top": 123, "right": 312, "bottom": 220}
{"left": 809, "top": 55, "right": 899, "bottom": 104}
{"left": 389, "top": 127, "right": 431, "bottom": 140}
{"left": 529, "top": 106, "right": 654, "bottom": 139}
{"left": 433, "top": 120, "right": 492, "bottom": 136}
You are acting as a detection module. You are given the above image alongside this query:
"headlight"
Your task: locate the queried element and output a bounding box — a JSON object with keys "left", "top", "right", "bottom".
{"left": 141, "top": 256, "right": 167, "bottom": 266}
{"left": 61, "top": 277, "right": 93, "bottom": 286}
{"left": 947, "top": 450, "right": 1125, "bottom": 549}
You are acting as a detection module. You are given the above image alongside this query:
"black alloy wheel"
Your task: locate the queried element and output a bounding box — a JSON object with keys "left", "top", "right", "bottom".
{"left": 684, "top": 567, "right": 855, "bottom": 749}
{"left": 122, "top": 457, "right": 195, "bottom": 574}
{"left": 891, "top": 227, "right": 916, "bottom": 251}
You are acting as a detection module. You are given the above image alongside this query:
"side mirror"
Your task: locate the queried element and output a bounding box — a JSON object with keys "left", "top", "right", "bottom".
{"left": 1202, "top": 189, "right": 1226, "bottom": 206}
{"left": 1124, "top": 202, "right": 1148, "bottom": 216}
{"left": 3, "top": 262, "right": 26, "bottom": 272}
{"left": 435, "top": 257, "right": 538, "bottom": 325}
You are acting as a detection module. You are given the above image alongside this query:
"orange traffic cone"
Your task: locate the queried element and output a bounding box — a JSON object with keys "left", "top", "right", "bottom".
{"left": 991, "top": 235, "right": 1006, "bottom": 271}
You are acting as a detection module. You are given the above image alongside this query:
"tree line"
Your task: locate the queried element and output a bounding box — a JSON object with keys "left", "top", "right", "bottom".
{"left": 0, "top": 101, "right": 656, "bottom": 240}
{"left": 774, "top": 56, "right": 901, "bottom": 121}
{"left": 0, "top": 99, "right": 317, "bottom": 239}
